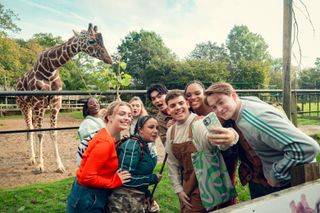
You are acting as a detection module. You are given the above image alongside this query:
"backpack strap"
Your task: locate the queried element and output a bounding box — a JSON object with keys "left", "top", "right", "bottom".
{"left": 170, "top": 124, "right": 176, "bottom": 141}
{"left": 188, "top": 116, "right": 199, "bottom": 139}
{"left": 131, "top": 136, "right": 144, "bottom": 161}
{"left": 116, "top": 135, "right": 144, "bottom": 161}
{"left": 169, "top": 116, "right": 198, "bottom": 142}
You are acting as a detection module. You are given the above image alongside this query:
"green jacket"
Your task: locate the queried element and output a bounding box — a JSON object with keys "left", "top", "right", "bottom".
{"left": 117, "top": 135, "right": 158, "bottom": 196}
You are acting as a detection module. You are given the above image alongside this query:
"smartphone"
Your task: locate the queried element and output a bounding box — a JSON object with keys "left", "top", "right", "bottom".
{"left": 202, "top": 112, "right": 222, "bottom": 130}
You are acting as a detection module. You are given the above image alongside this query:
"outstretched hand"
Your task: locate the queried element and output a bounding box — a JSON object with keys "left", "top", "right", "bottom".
{"left": 207, "top": 127, "right": 238, "bottom": 146}
{"left": 117, "top": 169, "right": 131, "bottom": 184}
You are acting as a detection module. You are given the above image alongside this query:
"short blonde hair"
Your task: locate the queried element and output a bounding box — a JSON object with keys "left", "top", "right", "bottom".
{"left": 129, "top": 96, "right": 148, "bottom": 116}
{"left": 204, "top": 82, "right": 235, "bottom": 105}
{"left": 104, "top": 101, "right": 132, "bottom": 123}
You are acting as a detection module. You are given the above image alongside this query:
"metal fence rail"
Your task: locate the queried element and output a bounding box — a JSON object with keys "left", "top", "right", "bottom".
{"left": 0, "top": 89, "right": 319, "bottom": 135}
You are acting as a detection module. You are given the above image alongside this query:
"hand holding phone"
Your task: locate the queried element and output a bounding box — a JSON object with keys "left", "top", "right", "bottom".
{"left": 202, "top": 112, "right": 222, "bottom": 131}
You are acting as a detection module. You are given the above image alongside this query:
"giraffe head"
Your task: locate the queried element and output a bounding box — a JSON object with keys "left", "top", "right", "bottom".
{"left": 75, "top": 23, "right": 112, "bottom": 64}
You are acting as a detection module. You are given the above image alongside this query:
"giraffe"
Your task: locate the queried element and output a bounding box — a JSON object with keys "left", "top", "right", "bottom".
{"left": 16, "top": 23, "right": 112, "bottom": 173}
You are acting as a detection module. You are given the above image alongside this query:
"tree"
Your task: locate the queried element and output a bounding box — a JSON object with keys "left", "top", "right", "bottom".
{"left": 188, "top": 41, "right": 229, "bottom": 63}
{"left": 226, "top": 25, "right": 272, "bottom": 88}
{"left": 231, "top": 59, "right": 270, "bottom": 89}
{"left": 298, "top": 58, "right": 320, "bottom": 89}
{"left": 31, "top": 33, "right": 63, "bottom": 48}
{"left": 0, "top": 37, "right": 26, "bottom": 89}
{"left": 0, "top": 3, "right": 20, "bottom": 36}
{"left": 143, "top": 57, "right": 181, "bottom": 89}
{"left": 117, "top": 29, "right": 175, "bottom": 88}
{"left": 269, "top": 58, "right": 283, "bottom": 89}
{"left": 143, "top": 58, "right": 229, "bottom": 89}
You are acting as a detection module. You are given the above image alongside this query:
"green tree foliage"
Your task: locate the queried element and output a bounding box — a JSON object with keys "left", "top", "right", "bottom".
{"left": 31, "top": 33, "right": 63, "bottom": 48}
{"left": 117, "top": 29, "right": 175, "bottom": 88}
{"left": 0, "top": 3, "right": 21, "bottom": 36}
{"left": 143, "top": 58, "right": 229, "bottom": 89}
{"left": 0, "top": 37, "right": 29, "bottom": 88}
{"left": 226, "top": 25, "right": 271, "bottom": 88}
{"left": 60, "top": 53, "right": 101, "bottom": 90}
{"left": 298, "top": 58, "right": 320, "bottom": 89}
{"left": 231, "top": 59, "right": 270, "bottom": 89}
{"left": 188, "top": 41, "right": 229, "bottom": 63}
{"left": 92, "top": 60, "right": 132, "bottom": 100}
{"left": 269, "top": 58, "right": 283, "bottom": 89}
{"left": 143, "top": 58, "right": 180, "bottom": 89}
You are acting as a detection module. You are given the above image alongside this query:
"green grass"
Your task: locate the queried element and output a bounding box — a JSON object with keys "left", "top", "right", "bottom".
{"left": 0, "top": 178, "right": 72, "bottom": 212}
{"left": 63, "top": 111, "right": 82, "bottom": 120}
{"left": 297, "top": 115, "right": 320, "bottom": 125}
{"left": 2, "top": 157, "right": 320, "bottom": 212}
{"left": 0, "top": 164, "right": 248, "bottom": 212}
{"left": 297, "top": 102, "right": 320, "bottom": 111}
{"left": 0, "top": 165, "right": 180, "bottom": 213}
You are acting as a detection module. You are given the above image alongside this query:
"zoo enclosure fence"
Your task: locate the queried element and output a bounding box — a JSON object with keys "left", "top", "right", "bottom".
{"left": 0, "top": 89, "right": 319, "bottom": 134}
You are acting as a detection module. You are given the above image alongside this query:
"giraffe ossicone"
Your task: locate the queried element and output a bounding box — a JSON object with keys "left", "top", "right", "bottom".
{"left": 16, "top": 23, "right": 112, "bottom": 174}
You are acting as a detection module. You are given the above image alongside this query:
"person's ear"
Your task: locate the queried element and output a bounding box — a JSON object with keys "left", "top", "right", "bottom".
{"left": 107, "top": 115, "right": 112, "bottom": 123}
{"left": 186, "top": 100, "right": 190, "bottom": 108}
{"left": 231, "top": 91, "right": 238, "bottom": 101}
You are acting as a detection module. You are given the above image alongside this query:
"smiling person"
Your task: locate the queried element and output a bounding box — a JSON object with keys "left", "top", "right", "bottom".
{"left": 147, "top": 83, "right": 174, "bottom": 146}
{"left": 165, "top": 90, "right": 238, "bottom": 212}
{"left": 76, "top": 97, "right": 106, "bottom": 167}
{"left": 184, "top": 81, "right": 212, "bottom": 116}
{"left": 184, "top": 81, "right": 238, "bottom": 206}
{"left": 204, "top": 82, "right": 320, "bottom": 197}
{"left": 66, "top": 101, "right": 132, "bottom": 213}
{"left": 107, "top": 115, "right": 162, "bottom": 213}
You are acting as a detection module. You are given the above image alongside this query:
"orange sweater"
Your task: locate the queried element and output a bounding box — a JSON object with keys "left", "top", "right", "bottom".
{"left": 76, "top": 128, "right": 122, "bottom": 188}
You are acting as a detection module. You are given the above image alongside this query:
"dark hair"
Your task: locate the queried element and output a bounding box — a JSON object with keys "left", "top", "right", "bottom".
{"left": 133, "top": 115, "right": 155, "bottom": 135}
{"left": 165, "top": 89, "right": 185, "bottom": 104}
{"left": 146, "top": 83, "right": 168, "bottom": 101}
{"left": 184, "top": 80, "right": 205, "bottom": 95}
{"left": 82, "top": 97, "right": 98, "bottom": 118}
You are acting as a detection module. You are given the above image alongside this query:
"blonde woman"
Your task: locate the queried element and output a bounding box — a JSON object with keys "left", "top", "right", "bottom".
{"left": 129, "top": 96, "right": 148, "bottom": 134}
{"left": 67, "top": 101, "right": 133, "bottom": 213}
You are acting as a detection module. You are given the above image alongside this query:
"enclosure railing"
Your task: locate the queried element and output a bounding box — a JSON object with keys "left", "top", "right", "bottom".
{"left": 0, "top": 89, "right": 320, "bottom": 116}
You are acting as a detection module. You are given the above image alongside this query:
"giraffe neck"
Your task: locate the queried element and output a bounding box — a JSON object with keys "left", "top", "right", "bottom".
{"left": 37, "top": 37, "right": 81, "bottom": 73}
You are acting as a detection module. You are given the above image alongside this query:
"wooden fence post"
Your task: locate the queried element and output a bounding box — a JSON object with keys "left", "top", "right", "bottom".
{"left": 291, "top": 162, "right": 320, "bottom": 186}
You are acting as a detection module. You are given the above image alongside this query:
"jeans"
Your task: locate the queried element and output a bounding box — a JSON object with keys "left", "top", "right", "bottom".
{"left": 249, "top": 181, "right": 291, "bottom": 199}
{"left": 66, "top": 179, "right": 111, "bottom": 213}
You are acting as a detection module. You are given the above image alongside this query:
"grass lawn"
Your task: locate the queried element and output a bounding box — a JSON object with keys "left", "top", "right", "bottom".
{"left": 0, "top": 156, "right": 319, "bottom": 212}
{"left": 0, "top": 164, "right": 249, "bottom": 213}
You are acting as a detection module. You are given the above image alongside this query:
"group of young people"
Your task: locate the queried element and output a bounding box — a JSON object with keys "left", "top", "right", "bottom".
{"left": 66, "top": 81, "right": 320, "bottom": 213}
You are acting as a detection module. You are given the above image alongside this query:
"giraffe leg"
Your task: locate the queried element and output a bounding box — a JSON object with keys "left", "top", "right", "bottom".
{"left": 50, "top": 130, "right": 65, "bottom": 173}
{"left": 50, "top": 97, "right": 65, "bottom": 173}
{"left": 28, "top": 127, "right": 36, "bottom": 166}
{"left": 33, "top": 108, "right": 45, "bottom": 174}
{"left": 21, "top": 105, "right": 36, "bottom": 165}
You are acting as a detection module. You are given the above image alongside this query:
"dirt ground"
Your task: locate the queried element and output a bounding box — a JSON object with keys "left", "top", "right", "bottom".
{"left": 0, "top": 115, "right": 165, "bottom": 189}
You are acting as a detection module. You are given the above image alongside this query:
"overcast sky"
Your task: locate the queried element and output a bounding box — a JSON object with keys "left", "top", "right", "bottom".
{"left": 3, "top": 0, "right": 320, "bottom": 68}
